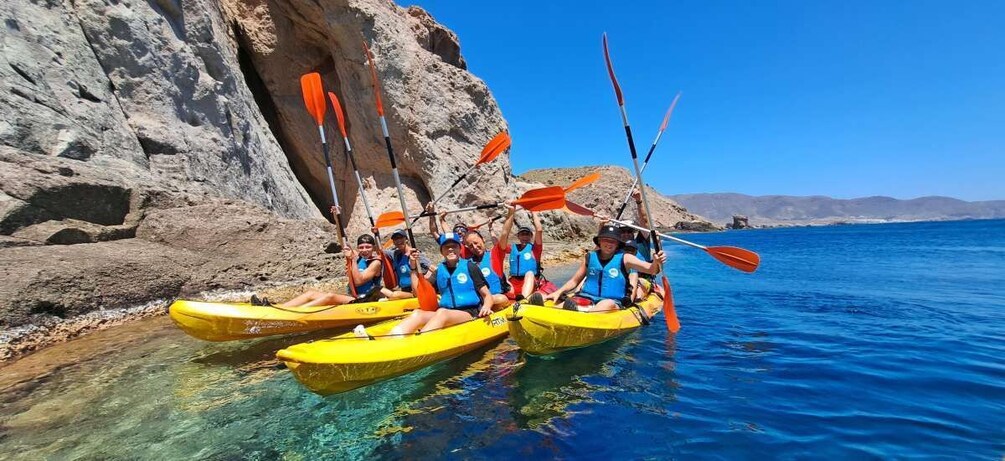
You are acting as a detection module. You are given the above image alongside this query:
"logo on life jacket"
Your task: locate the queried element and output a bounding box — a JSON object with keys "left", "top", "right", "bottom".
{"left": 399, "top": 265, "right": 408, "bottom": 273}
{"left": 457, "top": 273, "right": 469, "bottom": 284}
{"left": 523, "top": 252, "right": 532, "bottom": 260}
{"left": 608, "top": 268, "right": 619, "bottom": 278}
{"left": 481, "top": 267, "right": 491, "bottom": 277}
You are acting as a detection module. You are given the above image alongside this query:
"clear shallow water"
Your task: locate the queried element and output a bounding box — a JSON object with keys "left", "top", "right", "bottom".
{"left": 1, "top": 220, "right": 1003, "bottom": 459}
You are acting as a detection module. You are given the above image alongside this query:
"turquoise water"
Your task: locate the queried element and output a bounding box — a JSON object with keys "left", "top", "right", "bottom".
{"left": 1, "top": 220, "right": 1003, "bottom": 459}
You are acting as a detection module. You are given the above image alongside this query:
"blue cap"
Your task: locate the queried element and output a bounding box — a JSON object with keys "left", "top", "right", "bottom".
{"left": 390, "top": 229, "right": 407, "bottom": 239}
{"left": 437, "top": 232, "right": 461, "bottom": 247}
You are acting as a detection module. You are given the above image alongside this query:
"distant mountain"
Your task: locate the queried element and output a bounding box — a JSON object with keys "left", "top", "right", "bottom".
{"left": 669, "top": 193, "right": 1005, "bottom": 227}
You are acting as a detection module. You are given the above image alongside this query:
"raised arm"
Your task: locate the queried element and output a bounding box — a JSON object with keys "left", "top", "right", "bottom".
{"left": 624, "top": 251, "right": 666, "bottom": 275}
{"left": 426, "top": 203, "right": 441, "bottom": 239}
{"left": 532, "top": 211, "right": 543, "bottom": 247}
{"left": 497, "top": 202, "right": 517, "bottom": 251}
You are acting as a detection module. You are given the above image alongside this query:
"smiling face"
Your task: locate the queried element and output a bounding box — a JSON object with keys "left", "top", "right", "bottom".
{"left": 392, "top": 236, "right": 407, "bottom": 251}
{"left": 440, "top": 241, "right": 461, "bottom": 263}
{"left": 597, "top": 237, "right": 620, "bottom": 257}
{"left": 463, "top": 232, "right": 486, "bottom": 256}
{"left": 357, "top": 243, "right": 374, "bottom": 258}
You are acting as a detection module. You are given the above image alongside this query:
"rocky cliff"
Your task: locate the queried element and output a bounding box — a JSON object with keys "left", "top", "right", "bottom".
{"left": 0, "top": 0, "right": 533, "bottom": 359}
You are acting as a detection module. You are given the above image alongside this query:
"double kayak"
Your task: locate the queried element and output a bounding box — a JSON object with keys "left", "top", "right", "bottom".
{"left": 169, "top": 298, "right": 418, "bottom": 341}
{"left": 277, "top": 305, "right": 514, "bottom": 395}
{"left": 507, "top": 292, "right": 663, "bottom": 356}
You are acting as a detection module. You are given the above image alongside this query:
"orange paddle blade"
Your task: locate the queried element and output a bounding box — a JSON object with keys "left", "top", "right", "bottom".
{"left": 478, "top": 131, "right": 511, "bottom": 165}
{"left": 706, "top": 246, "right": 760, "bottom": 273}
{"left": 362, "top": 41, "right": 384, "bottom": 116}
{"left": 602, "top": 33, "right": 624, "bottom": 106}
{"left": 383, "top": 238, "right": 394, "bottom": 249}
{"left": 327, "top": 91, "right": 348, "bottom": 137}
{"left": 300, "top": 72, "right": 326, "bottom": 126}
{"left": 375, "top": 211, "right": 405, "bottom": 228}
{"left": 379, "top": 248, "right": 398, "bottom": 290}
{"left": 414, "top": 273, "right": 439, "bottom": 311}
{"left": 661, "top": 277, "right": 679, "bottom": 333}
{"left": 513, "top": 186, "right": 566, "bottom": 211}
{"left": 563, "top": 200, "right": 596, "bottom": 217}
{"left": 564, "top": 171, "right": 601, "bottom": 193}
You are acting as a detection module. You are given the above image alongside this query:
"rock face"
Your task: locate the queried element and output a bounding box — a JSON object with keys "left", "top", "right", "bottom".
{"left": 0, "top": 0, "right": 534, "bottom": 359}
{"left": 519, "top": 166, "right": 718, "bottom": 232}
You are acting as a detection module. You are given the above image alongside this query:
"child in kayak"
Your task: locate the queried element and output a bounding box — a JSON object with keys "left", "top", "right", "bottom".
{"left": 364, "top": 233, "right": 495, "bottom": 336}
{"left": 379, "top": 229, "right": 431, "bottom": 300}
{"left": 496, "top": 203, "right": 556, "bottom": 304}
{"left": 543, "top": 225, "right": 665, "bottom": 312}
{"left": 270, "top": 234, "right": 384, "bottom": 307}
{"left": 461, "top": 230, "right": 511, "bottom": 305}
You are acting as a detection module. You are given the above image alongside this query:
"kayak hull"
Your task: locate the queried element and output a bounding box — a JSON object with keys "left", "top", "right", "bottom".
{"left": 508, "top": 293, "right": 662, "bottom": 356}
{"left": 277, "top": 305, "right": 513, "bottom": 395}
{"left": 168, "top": 298, "right": 418, "bottom": 341}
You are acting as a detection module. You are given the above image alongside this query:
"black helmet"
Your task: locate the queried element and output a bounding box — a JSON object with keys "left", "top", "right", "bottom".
{"left": 593, "top": 225, "right": 624, "bottom": 249}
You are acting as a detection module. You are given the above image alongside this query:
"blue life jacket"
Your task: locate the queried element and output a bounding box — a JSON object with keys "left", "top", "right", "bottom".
{"left": 471, "top": 253, "right": 504, "bottom": 295}
{"left": 580, "top": 252, "right": 628, "bottom": 302}
{"left": 351, "top": 256, "right": 381, "bottom": 296}
{"left": 635, "top": 235, "right": 653, "bottom": 263}
{"left": 392, "top": 250, "right": 412, "bottom": 289}
{"left": 509, "top": 243, "right": 540, "bottom": 277}
{"left": 436, "top": 260, "right": 481, "bottom": 309}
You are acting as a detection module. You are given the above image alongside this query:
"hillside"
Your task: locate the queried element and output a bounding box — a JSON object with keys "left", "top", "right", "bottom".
{"left": 670, "top": 193, "right": 1005, "bottom": 227}
{"left": 519, "top": 166, "right": 719, "bottom": 231}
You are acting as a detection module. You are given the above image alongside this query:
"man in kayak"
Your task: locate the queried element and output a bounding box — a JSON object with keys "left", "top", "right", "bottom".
{"left": 461, "top": 229, "right": 511, "bottom": 305}
{"left": 380, "top": 229, "right": 431, "bottom": 300}
{"left": 622, "top": 240, "right": 644, "bottom": 301}
{"left": 496, "top": 203, "right": 556, "bottom": 304}
{"left": 543, "top": 225, "right": 665, "bottom": 312}
{"left": 270, "top": 234, "right": 384, "bottom": 307}
{"left": 361, "top": 233, "right": 495, "bottom": 337}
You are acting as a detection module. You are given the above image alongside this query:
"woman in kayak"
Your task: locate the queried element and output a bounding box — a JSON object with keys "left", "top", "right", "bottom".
{"left": 496, "top": 203, "right": 556, "bottom": 304}
{"left": 379, "top": 229, "right": 431, "bottom": 300}
{"left": 543, "top": 224, "right": 666, "bottom": 312}
{"left": 461, "top": 229, "right": 511, "bottom": 305}
{"left": 274, "top": 234, "right": 384, "bottom": 307}
{"left": 367, "top": 233, "right": 495, "bottom": 336}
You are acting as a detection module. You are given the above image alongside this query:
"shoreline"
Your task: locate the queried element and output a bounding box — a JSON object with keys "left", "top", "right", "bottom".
{"left": 0, "top": 240, "right": 591, "bottom": 366}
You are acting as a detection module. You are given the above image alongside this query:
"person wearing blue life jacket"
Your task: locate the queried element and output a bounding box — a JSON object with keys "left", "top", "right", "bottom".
{"left": 496, "top": 203, "right": 558, "bottom": 304}
{"left": 544, "top": 224, "right": 666, "bottom": 312}
{"left": 622, "top": 240, "right": 645, "bottom": 302}
{"left": 370, "top": 232, "right": 496, "bottom": 336}
{"left": 460, "top": 229, "right": 511, "bottom": 305}
{"left": 274, "top": 233, "right": 384, "bottom": 307}
{"left": 379, "top": 229, "right": 432, "bottom": 300}
{"left": 621, "top": 190, "right": 654, "bottom": 263}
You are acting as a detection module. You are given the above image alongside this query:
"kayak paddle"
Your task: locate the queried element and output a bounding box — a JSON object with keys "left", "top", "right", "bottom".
{"left": 614, "top": 93, "right": 680, "bottom": 220}
{"left": 374, "top": 185, "right": 568, "bottom": 228}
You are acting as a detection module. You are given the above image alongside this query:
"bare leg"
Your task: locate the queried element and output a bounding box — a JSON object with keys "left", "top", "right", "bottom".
{"left": 387, "top": 290, "right": 415, "bottom": 300}
{"left": 579, "top": 299, "right": 620, "bottom": 312}
{"left": 298, "top": 293, "right": 355, "bottom": 307}
{"left": 490, "top": 294, "right": 509, "bottom": 306}
{"left": 521, "top": 272, "right": 536, "bottom": 299}
{"left": 281, "top": 290, "right": 331, "bottom": 307}
{"left": 420, "top": 308, "right": 475, "bottom": 332}
{"left": 392, "top": 310, "right": 437, "bottom": 335}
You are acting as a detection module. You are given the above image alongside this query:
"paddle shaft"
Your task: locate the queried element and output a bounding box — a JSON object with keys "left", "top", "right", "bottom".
{"left": 614, "top": 130, "right": 664, "bottom": 219}
{"left": 341, "top": 135, "right": 378, "bottom": 230}
{"left": 317, "top": 125, "right": 346, "bottom": 242}
{"left": 607, "top": 217, "right": 705, "bottom": 251}
{"left": 377, "top": 116, "right": 418, "bottom": 248}
{"left": 417, "top": 202, "right": 498, "bottom": 217}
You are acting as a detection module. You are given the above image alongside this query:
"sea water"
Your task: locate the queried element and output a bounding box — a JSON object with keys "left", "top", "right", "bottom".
{"left": 0, "top": 220, "right": 1002, "bottom": 459}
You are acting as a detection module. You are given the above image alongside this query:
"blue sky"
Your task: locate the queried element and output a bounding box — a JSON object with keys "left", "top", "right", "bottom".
{"left": 400, "top": 1, "right": 1004, "bottom": 200}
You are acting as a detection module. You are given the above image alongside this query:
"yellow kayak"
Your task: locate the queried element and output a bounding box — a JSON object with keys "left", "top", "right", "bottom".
{"left": 507, "top": 293, "right": 663, "bottom": 356}
{"left": 169, "top": 298, "right": 418, "bottom": 341}
{"left": 277, "top": 305, "right": 514, "bottom": 395}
